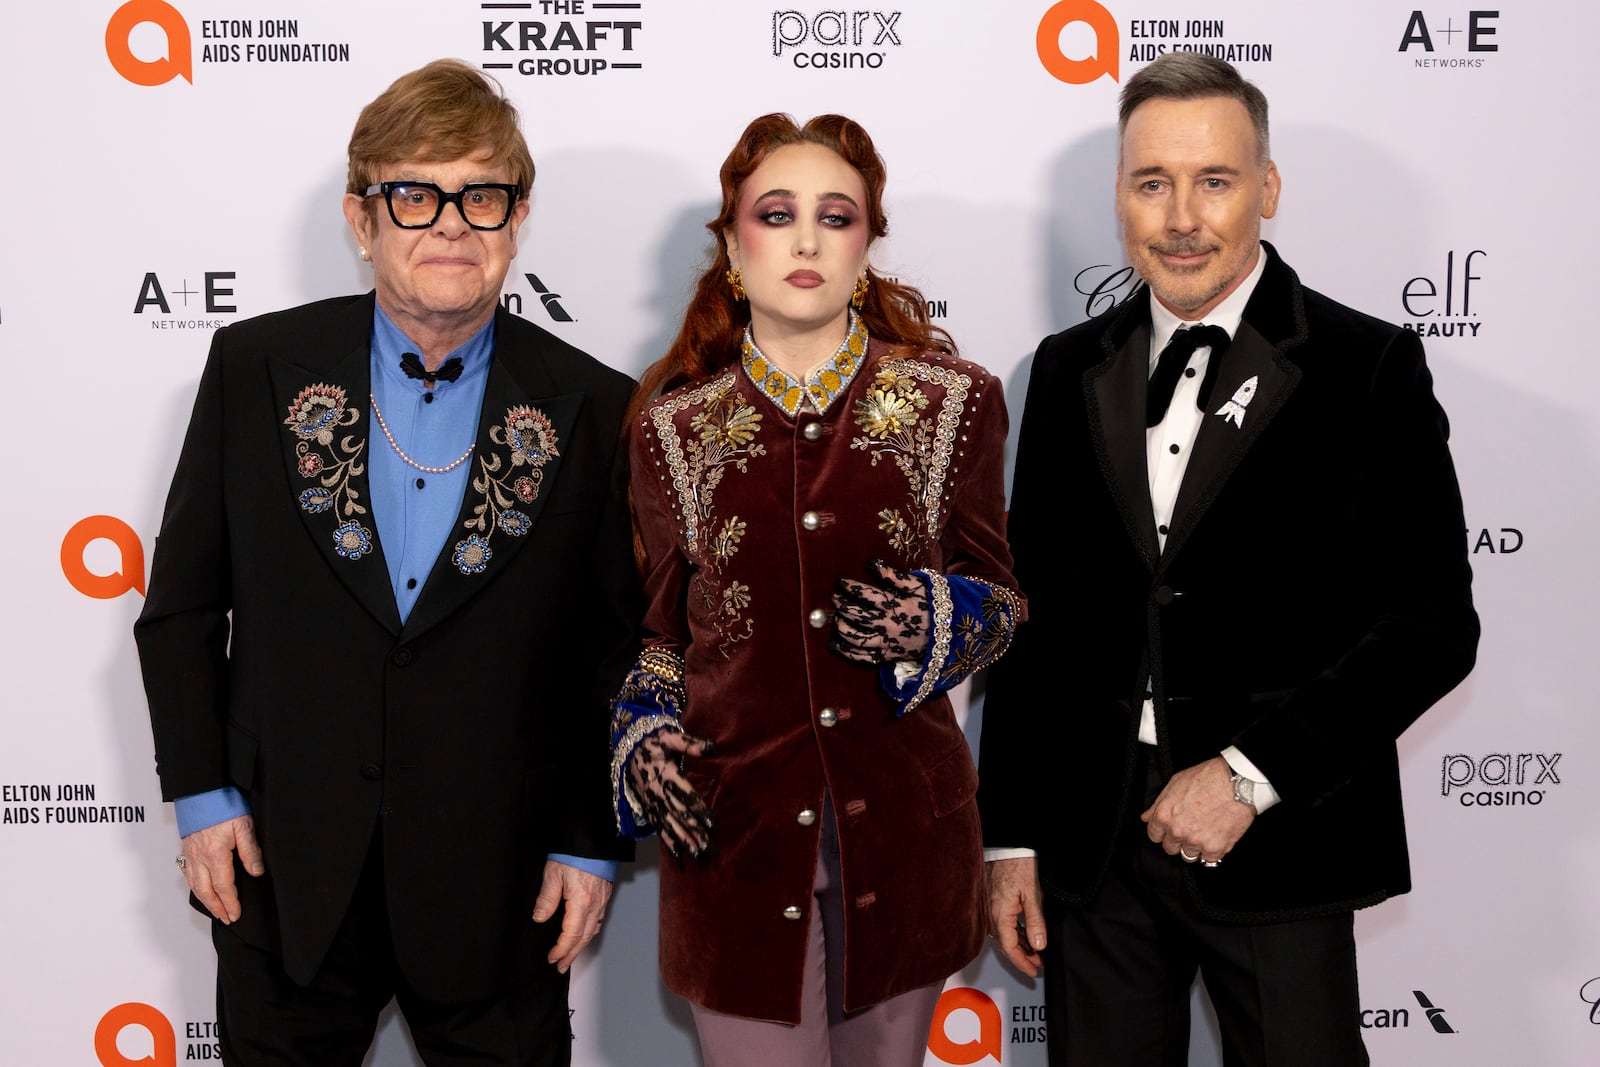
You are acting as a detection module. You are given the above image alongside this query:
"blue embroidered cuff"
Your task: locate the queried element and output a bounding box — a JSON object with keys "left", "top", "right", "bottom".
{"left": 547, "top": 854, "right": 619, "bottom": 882}
{"left": 173, "top": 787, "right": 251, "bottom": 837}
{"left": 879, "top": 572, "right": 1022, "bottom": 715}
{"left": 609, "top": 648, "right": 689, "bottom": 838}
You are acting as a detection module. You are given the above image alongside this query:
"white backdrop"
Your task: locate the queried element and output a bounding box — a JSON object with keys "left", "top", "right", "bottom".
{"left": 3, "top": 1, "right": 1596, "bottom": 1064}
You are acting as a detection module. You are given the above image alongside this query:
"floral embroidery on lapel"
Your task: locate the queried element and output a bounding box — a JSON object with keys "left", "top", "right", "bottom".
{"left": 850, "top": 359, "right": 970, "bottom": 562}
{"left": 650, "top": 374, "right": 766, "bottom": 656}
{"left": 450, "top": 404, "right": 562, "bottom": 575}
{"left": 741, "top": 310, "right": 868, "bottom": 416}
{"left": 284, "top": 382, "right": 373, "bottom": 561}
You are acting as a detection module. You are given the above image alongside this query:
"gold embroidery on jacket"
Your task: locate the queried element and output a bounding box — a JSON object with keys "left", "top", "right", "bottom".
{"left": 941, "top": 582, "right": 1021, "bottom": 688}
{"left": 651, "top": 375, "right": 766, "bottom": 656}
{"left": 850, "top": 359, "right": 972, "bottom": 563}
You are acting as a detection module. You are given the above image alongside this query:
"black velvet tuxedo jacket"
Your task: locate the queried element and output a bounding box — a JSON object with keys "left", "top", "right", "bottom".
{"left": 135, "top": 293, "right": 638, "bottom": 998}
{"left": 979, "top": 244, "right": 1478, "bottom": 922}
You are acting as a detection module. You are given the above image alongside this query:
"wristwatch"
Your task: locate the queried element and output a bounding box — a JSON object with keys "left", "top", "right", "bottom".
{"left": 1229, "top": 770, "right": 1258, "bottom": 813}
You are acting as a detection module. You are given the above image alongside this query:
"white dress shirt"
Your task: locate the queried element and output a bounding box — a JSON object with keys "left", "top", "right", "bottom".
{"left": 1139, "top": 250, "right": 1279, "bottom": 813}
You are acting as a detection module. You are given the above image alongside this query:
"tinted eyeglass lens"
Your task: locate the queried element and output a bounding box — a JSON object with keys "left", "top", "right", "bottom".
{"left": 386, "top": 183, "right": 512, "bottom": 228}
{"left": 458, "top": 186, "right": 512, "bottom": 227}
{"left": 389, "top": 183, "right": 442, "bottom": 226}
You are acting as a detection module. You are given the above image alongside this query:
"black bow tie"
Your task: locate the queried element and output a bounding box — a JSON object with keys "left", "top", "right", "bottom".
{"left": 400, "top": 352, "right": 464, "bottom": 384}
{"left": 1146, "top": 324, "right": 1231, "bottom": 428}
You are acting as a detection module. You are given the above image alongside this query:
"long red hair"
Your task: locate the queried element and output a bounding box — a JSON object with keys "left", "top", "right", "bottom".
{"left": 629, "top": 113, "right": 953, "bottom": 424}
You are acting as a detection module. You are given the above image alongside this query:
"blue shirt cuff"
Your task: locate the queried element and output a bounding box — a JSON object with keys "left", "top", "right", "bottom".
{"left": 173, "top": 787, "right": 251, "bottom": 837}
{"left": 173, "top": 794, "right": 618, "bottom": 881}
{"left": 548, "top": 854, "right": 619, "bottom": 882}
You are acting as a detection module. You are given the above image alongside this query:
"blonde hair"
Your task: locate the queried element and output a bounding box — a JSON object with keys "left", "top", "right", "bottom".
{"left": 346, "top": 59, "right": 534, "bottom": 195}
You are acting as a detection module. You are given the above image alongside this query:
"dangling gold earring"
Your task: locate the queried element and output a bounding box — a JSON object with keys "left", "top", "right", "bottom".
{"left": 726, "top": 267, "right": 746, "bottom": 302}
{"left": 850, "top": 273, "right": 870, "bottom": 309}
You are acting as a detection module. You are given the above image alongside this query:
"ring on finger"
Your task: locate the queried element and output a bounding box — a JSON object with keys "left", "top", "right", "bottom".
{"left": 1179, "top": 848, "right": 1200, "bottom": 863}
{"left": 175, "top": 856, "right": 187, "bottom": 871}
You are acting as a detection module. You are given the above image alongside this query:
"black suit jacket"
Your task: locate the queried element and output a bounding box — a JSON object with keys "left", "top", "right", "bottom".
{"left": 135, "top": 293, "right": 638, "bottom": 998}
{"left": 979, "top": 244, "right": 1478, "bottom": 922}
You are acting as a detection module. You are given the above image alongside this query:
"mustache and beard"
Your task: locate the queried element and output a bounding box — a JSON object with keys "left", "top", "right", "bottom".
{"left": 1146, "top": 240, "right": 1218, "bottom": 264}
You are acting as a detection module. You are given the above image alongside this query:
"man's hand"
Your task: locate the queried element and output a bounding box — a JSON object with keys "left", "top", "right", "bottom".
{"left": 532, "top": 859, "right": 613, "bottom": 974}
{"left": 1141, "top": 756, "right": 1255, "bottom": 864}
{"left": 986, "top": 856, "right": 1047, "bottom": 977}
{"left": 180, "top": 814, "right": 265, "bottom": 924}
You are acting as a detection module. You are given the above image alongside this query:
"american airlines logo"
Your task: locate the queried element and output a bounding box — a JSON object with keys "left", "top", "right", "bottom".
{"left": 1412, "top": 990, "right": 1455, "bottom": 1034}
{"left": 1361, "top": 989, "right": 1456, "bottom": 1033}
{"left": 502, "top": 273, "right": 574, "bottom": 322}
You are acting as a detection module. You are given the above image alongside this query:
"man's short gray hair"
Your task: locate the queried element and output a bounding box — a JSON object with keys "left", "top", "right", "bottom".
{"left": 1118, "top": 52, "right": 1270, "bottom": 163}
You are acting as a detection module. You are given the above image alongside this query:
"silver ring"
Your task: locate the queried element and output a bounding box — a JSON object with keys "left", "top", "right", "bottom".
{"left": 1179, "top": 848, "right": 1200, "bottom": 863}
{"left": 1202, "top": 859, "right": 1221, "bottom": 868}
{"left": 175, "top": 855, "right": 187, "bottom": 871}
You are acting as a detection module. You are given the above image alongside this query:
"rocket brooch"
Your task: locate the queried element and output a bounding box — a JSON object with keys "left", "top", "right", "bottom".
{"left": 1214, "top": 375, "right": 1258, "bottom": 429}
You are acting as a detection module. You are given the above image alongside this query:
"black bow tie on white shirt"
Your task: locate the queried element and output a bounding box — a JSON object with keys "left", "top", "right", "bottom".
{"left": 1146, "top": 324, "right": 1231, "bottom": 428}
{"left": 400, "top": 352, "right": 464, "bottom": 384}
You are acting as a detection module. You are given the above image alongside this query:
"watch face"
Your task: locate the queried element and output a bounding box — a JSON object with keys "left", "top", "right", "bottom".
{"left": 1232, "top": 773, "right": 1255, "bottom": 807}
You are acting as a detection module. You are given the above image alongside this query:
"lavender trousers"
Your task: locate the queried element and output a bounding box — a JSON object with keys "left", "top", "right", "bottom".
{"left": 688, "top": 802, "right": 943, "bottom": 1067}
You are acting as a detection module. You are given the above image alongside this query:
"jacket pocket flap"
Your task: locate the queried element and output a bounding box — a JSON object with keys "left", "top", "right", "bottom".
{"left": 923, "top": 741, "right": 978, "bottom": 818}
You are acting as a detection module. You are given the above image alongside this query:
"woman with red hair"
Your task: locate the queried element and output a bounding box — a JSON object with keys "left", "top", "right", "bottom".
{"left": 610, "top": 113, "right": 1023, "bottom": 1064}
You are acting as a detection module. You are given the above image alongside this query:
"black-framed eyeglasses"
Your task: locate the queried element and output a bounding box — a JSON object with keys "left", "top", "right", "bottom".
{"left": 363, "top": 181, "right": 521, "bottom": 231}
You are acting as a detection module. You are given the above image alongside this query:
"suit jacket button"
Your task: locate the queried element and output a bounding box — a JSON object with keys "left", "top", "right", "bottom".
{"left": 361, "top": 762, "right": 383, "bottom": 780}
{"left": 391, "top": 647, "right": 414, "bottom": 666}
{"left": 796, "top": 808, "right": 817, "bottom": 826}
{"left": 782, "top": 905, "right": 803, "bottom": 921}
{"left": 1152, "top": 586, "right": 1176, "bottom": 606}
{"left": 800, "top": 510, "right": 821, "bottom": 531}
{"left": 802, "top": 422, "right": 823, "bottom": 441}
{"left": 818, "top": 708, "right": 838, "bottom": 727}
{"left": 808, "top": 608, "right": 829, "bottom": 629}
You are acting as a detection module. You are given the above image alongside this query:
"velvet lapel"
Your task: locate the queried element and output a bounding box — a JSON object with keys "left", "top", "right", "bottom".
{"left": 399, "top": 326, "right": 584, "bottom": 642}
{"left": 1160, "top": 245, "right": 1308, "bottom": 569}
{"left": 268, "top": 295, "right": 402, "bottom": 635}
{"left": 1085, "top": 289, "right": 1161, "bottom": 571}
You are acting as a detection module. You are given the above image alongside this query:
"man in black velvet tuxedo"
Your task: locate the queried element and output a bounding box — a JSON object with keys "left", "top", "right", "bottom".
{"left": 134, "top": 61, "right": 636, "bottom": 1065}
{"left": 979, "top": 53, "right": 1478, "bottom": 1065}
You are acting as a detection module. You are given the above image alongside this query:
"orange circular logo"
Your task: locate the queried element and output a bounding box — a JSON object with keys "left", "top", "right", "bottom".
{"left": 928, "top": 986, "right": 1003, "bottom": 1064}
{"left": 1037, "top": 0, "right": 1120, "bottom": 84}
{"left": 106, "top": 0, "right": 193, "bottom": 86}
{"left": 61, "top": 516, "right": 146, "bottom": 599}
{"left": 95, "top": 1003, "right": 176, "bottom": 1067}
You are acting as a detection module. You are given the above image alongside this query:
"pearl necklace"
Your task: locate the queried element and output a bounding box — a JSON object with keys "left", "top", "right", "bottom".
{"left": 369, "top": 392, "right": 476, "bottom": 474}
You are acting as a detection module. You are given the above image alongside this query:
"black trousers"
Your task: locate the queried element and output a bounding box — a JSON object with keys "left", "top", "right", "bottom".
{"left": 212, "top": 829, "right": 572, "bottom": 1066}
{"left": 1041, "top": 749, "right": 1369, "bottom": 1067}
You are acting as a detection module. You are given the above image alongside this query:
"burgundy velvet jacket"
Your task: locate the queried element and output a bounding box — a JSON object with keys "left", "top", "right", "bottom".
{"left": 618, "top": 325, "right": 1021, "bottom": 1023}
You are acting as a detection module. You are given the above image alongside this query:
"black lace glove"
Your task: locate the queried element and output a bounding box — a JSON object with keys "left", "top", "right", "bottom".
{"left": 829, "top": 558, "right": 931, "bottom": 666}
{"left": 624, "top": 727, "right": 717, "bottom": 859}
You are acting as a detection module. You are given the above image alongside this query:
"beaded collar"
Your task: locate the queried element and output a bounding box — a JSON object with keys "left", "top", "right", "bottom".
{"left": 739, "top": 309, "right": 868, "bottom": 416}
